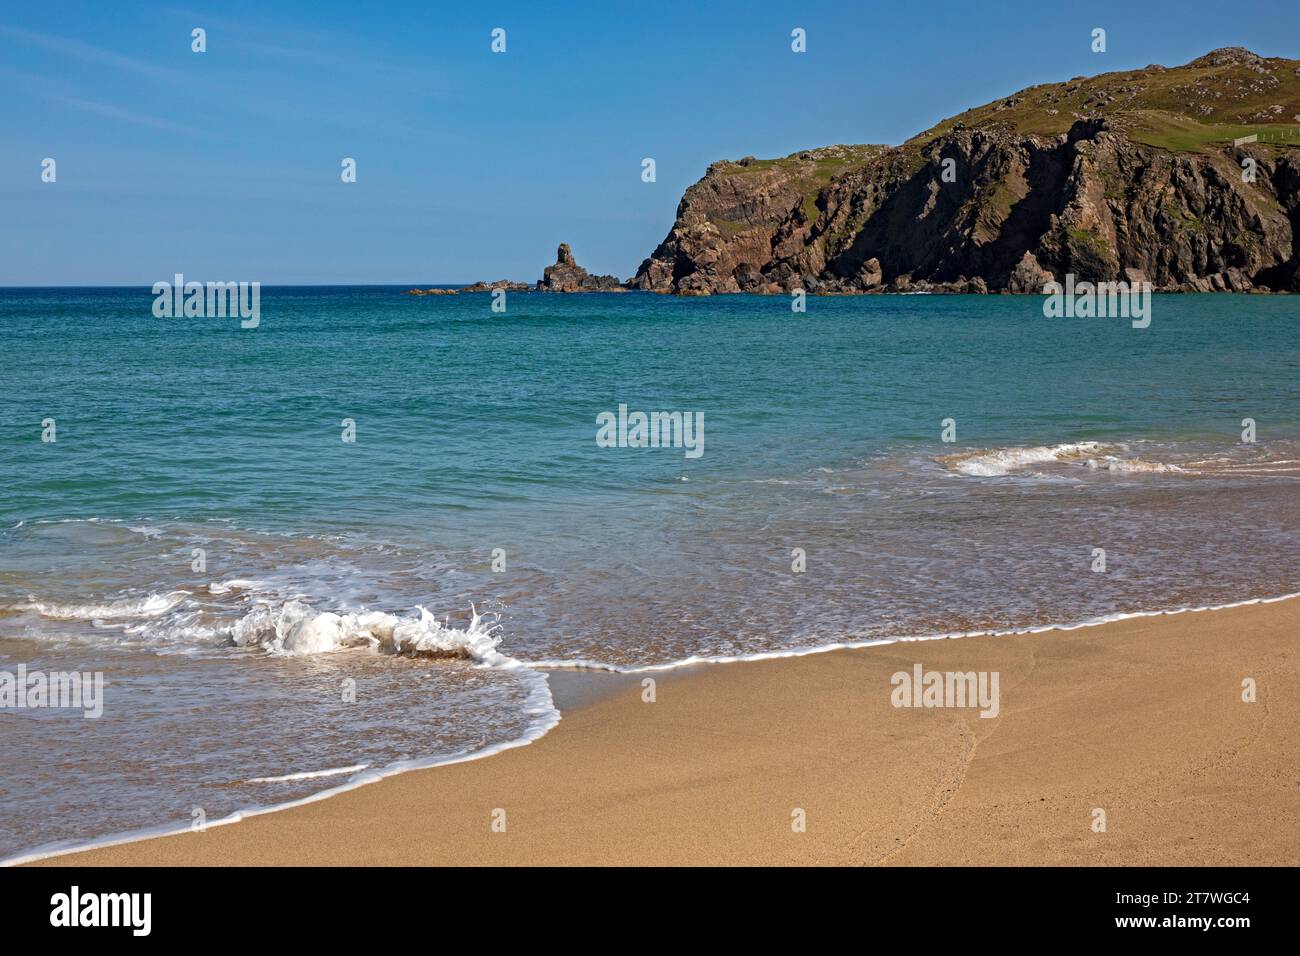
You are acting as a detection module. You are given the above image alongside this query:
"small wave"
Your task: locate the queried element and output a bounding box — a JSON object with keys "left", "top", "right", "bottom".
{"left": 208, "top": 578, "right": 265, "bottom": 595}
{"left": 10, "top": 590, "right": 191, "bottom": 620}
{"left": 230, "top": 600, "right": 510, "bottom": 664}
{"left": 524, "top": 590, "right": 1300, "bottom": 675}
{"left": 938, "top": 442, "right": 1108, "bottom": 477}
{"left": 1083, "top": 456, "right": 1184, "bottom": 473}
{"left": 121, "top": 613, "right": 222, "bottom": 645}
{"left": 246, "top": 764, "right": 370, "bottom": 784}
{"left": 1185, "top": 457, "right": 1300, "bottom": 477}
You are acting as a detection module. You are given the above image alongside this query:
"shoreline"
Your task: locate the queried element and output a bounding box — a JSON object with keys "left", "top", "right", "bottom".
{"left": 402, "top": 287, "right": 1298, "bottom": 296}
{"left": 17, "top": 591, "right": 1300, "bottom": 867}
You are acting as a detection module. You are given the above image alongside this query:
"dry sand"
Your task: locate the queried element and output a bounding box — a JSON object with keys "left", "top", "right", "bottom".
{"left": 31, "top": 598, "right": 1299, "bottom": 866}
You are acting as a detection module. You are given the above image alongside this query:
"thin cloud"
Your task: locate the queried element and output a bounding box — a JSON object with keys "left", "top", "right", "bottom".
{"left": 54, "top": 95, "right": 207, "bottom": 135}
{"left": 0, "top": 63, "right": 207, "bottom": 136}
{"left": 168, "top": 7, "right": 453, "bottom": 88}
{"left": 0, "top": 23, "right": 187, "bottom": 81}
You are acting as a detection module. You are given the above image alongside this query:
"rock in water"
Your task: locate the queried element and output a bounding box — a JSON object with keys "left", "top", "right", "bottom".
{"left": 538, "top": 244, "right": 626, "bottom": 292}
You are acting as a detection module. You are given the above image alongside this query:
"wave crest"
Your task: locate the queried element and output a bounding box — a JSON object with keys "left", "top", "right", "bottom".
{"left": 230, "top": 601, "right": 506, "bottom": 663}
{"left": 938, "top": 442, "right": 1108, "bottom": 477}
{"left": 8, "top": 590, "right": 191, "bottom": 620}
{"left": 1083, "top": 456, "right": 1183, "bottom": 473}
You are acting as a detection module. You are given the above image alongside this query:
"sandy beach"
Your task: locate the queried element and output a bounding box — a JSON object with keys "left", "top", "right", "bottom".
{"left": 30, "top": 597, "right": 1299, "bottom": 867}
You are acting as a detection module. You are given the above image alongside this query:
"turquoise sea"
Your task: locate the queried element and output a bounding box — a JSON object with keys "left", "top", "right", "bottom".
{"left": 1, "top": 287, "right": 1298, "bottom": 860}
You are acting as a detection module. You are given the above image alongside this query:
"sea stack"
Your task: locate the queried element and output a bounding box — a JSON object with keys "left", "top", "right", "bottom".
{"left": 537, "top": 243, "right": 626, "bottom": 292}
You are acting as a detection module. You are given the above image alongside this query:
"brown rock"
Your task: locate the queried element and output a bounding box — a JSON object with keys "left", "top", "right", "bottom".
{"left": 1008, "top": 252, "right": 1056, "bottom": 293}
{"left": 537, "top": 243, "right": 626, "bottom": 292}
{"left": 858, "top": 257, "right": 884, "bottom": 289}
{"left": 459, "top": 280, "right": 530, "bottom": 293}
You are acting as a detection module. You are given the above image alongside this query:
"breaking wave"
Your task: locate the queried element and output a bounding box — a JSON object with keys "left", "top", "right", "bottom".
{"left": 938, "top": 441, "right": 1195, "bottom": 477}
{"left": 1083, "top": 456, "right": 1184, "bottom": 473}
{"left": 938, "top": 442, "right": 1110, "bottom": 476}
{"left": 8, "top": 581, "right": 516, "bottom": 668}
{"left": 230, "top": 601, "right": 510, "bottom": 663}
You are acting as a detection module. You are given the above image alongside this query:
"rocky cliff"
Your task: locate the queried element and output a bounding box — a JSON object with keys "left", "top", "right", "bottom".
{"left": 631, "top": 48, "right": 1300, "bottom": 294}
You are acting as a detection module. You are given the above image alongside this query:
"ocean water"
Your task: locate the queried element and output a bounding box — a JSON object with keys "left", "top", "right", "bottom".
{"left": 1, "top": 286, "right": 1298, "bottom": 861}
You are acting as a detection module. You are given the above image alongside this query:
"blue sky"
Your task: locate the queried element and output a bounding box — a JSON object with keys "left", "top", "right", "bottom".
{"left": 2, "top": 0, "right": 1296, "bottom": 284}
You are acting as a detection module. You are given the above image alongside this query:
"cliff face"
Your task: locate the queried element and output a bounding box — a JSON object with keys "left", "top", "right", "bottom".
{"left": 631, "top": 49, "right": 1300, "bottom": 293}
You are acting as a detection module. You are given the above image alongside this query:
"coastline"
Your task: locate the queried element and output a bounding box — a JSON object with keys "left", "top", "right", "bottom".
{"left": 24, "top": 594, "right": 1300, "bottom": 867}
{"left": 401, "top": 287, "right": 1295, "bottom": 297}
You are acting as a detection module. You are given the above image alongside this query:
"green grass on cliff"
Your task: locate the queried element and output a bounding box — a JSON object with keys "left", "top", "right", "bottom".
{"left": 905, "top": 48, "right": 1300, "bottom": 154}
{"left": 1126, "top": 112, "right": 1291, "bottom": 151}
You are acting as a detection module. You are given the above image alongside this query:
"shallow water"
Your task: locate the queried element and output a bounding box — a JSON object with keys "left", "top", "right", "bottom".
{"left": 1, "top": 287, "right": 1297, "bottom": 860}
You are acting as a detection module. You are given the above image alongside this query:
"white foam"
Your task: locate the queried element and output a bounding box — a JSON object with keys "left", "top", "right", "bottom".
{"left": 208, "top": 578, "right": 265, "bottom": 595}
{"left": 940, "top": 442, "right": 1198, "bottom": 477}
{"left": 523, "top": 590, "right": 1300, "bottom": 675}
{"left": 246, "top": 764, "right": 370, "bottom": 784}
{"left": 229, "top": 601, "right": 507, "bottom": 662}
{"left": 1083, "top": 456, "right": 1184, "bottom": 473}
{"left": 941, "top": 442, "right": 1107, "bottom": 476}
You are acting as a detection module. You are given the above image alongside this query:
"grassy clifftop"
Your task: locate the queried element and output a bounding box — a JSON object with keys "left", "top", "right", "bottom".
{"left": 907, "top": 47, "right": 1300, "bottom": 153}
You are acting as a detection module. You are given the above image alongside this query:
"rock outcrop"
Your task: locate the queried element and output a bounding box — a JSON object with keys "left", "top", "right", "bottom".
{"left": 407, "top": 246, "right": 627, "bottom": 296}
{"left": 631, "top": 49, "right": 1300, "bottom": 294}
{"left": 537, "top": 244, "right": 626, "bottom": 292}
{"left": 460, "top": 280, "right": 531, "bottom": 293}
{"left": 406, "top": 280, "right": 528, "bottom": 295}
